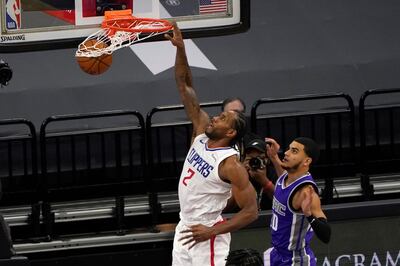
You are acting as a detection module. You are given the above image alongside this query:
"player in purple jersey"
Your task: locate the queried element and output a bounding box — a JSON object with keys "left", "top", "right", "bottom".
{"left": 263, "top": 137, "right": 331, "bottom": 266}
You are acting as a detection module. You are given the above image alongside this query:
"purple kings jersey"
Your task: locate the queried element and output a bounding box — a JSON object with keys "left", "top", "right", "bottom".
{"left": 270, "top": 172, "right": 317, "bottom": 261}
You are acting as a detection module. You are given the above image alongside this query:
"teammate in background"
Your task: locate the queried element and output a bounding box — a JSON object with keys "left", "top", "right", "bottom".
{"left": 222, "top": 97, "right": 246, "bottom": 113}
{"left": 263, "top": 137, "right": 331, "bottom": 266}
{"left": 165, "top": 23, "right": 258, "bottom": 266}
{"left": 222, "top": 97, "right": 252, "bottom": 142}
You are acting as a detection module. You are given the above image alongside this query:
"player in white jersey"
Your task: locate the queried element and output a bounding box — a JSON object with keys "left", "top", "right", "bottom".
{"left": 165, "top": 23, "right": 258, "bottom": 266}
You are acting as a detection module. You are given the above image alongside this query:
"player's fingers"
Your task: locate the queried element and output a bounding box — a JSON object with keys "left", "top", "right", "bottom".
{"left": 178, "top": 228, "right": 194, "bottom": 241}
{"left": 188, "top": 241, "right": 197, "bottom": 249}
{"left": 181, "top": 231, "right": 197, "bottom": 245}
{"left": 182, "top": 238, "right": 195, "bottom": 246}
{"left": 164, "top": 33, "right": 171, "bottom": 39}
{"left": 172, "top": 23, "right": 182, "bottom": 35}
{"left": 305, "top": 188, "right": 313, "bottom": 204}
{"left": 266, "top": 138, "right": 280, "bottom": 149}
{"left": 307, "top": 186, "right": 314, "bottom": 197}
{"left": 178, "top": 233, "right": 192, "bottom": 241}
{"left": 304, "top": 187, "right": 311, "bottom": 197}
{"left": 265, "top": 137, "right": 276, "bottom": 144}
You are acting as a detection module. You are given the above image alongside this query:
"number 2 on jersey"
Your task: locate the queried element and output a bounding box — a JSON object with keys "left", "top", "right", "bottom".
{"left": 182, "top": 168, "right": 195, "bottom": 186}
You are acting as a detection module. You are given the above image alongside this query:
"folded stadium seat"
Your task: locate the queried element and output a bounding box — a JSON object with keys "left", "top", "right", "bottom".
{"left": 0, "top": 215, "right": 30, "bottom": 266}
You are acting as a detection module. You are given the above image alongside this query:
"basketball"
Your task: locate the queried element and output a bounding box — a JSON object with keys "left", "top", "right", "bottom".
{"left": 76, "top": 39, "right": 112, "bottom": 75}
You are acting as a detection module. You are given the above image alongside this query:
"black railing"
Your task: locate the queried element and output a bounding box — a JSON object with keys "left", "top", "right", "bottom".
{"left": 359, "top": 88, "right": 400, "bottom": 198}
{"left": 0, "top": 118, "right": 40, "bottom": 237}
{"left": 1, "top": 90, "right": 400, "bottom": 241}
{"left": 39, "top": 110, "right": 146, "bottom": 237}
{"left": 0, "top": 118, "right": 38, "bottom": 205}
{"left": 251, "top": 93, "right": 356, "bottom": 202}
{"left": 40, "top": 110, "right": 146, "bottom": 201}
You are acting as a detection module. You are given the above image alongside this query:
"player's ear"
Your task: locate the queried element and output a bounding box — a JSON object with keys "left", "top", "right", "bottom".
{"left": 304, "top": 157, "right": 312, "bottom": 166}
{"left": 226, "top": 128, "right": 237, "bottom": 139}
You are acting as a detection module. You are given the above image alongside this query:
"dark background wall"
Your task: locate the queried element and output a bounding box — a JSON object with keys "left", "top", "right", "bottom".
{"left": 1, "top": 0, "right": 400, "bottom": 128}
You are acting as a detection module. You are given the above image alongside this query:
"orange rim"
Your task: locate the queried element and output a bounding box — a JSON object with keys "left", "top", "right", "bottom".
{"left": 101, "top": 17, "right": 173, "bottom": 33}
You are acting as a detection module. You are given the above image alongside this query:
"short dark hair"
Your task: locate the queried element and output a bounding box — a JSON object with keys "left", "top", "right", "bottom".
{"left": 226, "top": 248, "right": 263, "bottom": 266}
{"left": 222, "top": 97, "right": 246, "bottom": 113}
{"left": 294, "top": 137, "right": 320, "bottom": 163}
{"left": 230, "top": 110, "right": 247, "bottom": 146}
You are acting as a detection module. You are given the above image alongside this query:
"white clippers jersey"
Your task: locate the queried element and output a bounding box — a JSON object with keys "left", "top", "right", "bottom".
{"left": 178, "top": 134, "right": 239, "bottom": 226}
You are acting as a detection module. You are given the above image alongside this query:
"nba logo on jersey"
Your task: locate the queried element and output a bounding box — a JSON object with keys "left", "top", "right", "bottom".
{"left": 6, "top": 0, "right": 21, "bottom": 30}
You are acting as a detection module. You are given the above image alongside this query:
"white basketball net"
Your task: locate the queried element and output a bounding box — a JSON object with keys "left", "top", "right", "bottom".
{"left": 76, "top": 19, "right": 172, "bottom": 58}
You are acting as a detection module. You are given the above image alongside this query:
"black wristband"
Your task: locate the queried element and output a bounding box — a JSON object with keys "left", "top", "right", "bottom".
{"left": 306, "top": 215, "right": 331, "bottom": 243}
{"left": 306, "top": 215, "right": 317, "bottom": 224}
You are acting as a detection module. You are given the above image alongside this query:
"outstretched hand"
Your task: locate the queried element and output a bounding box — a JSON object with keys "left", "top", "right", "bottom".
{"left": 264, "top": 137, "right": 285, "bottom": 176}
{"left": 164, "top": 21, "right": 184, "bottom": 48}
{"left": 265, "top": 137, "right": 280, "bottom": 159}
{"left": 179, "top": 224, "right": 215, "bottom": 249}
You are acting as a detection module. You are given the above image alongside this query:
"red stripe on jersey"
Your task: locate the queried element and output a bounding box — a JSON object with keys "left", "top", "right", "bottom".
{"left": 210, "top": 219, "right": 226, "bottom": 266}
{"left": 210, "top": 235, "right": 216, "bottom": 266}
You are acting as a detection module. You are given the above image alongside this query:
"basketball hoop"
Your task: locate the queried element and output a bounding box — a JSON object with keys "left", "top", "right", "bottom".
{"left": 76, "top": 9, "right": 173, "bottom": 58}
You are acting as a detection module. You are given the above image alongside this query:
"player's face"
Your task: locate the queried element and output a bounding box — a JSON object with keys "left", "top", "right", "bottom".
{"left": 223, "top": 100, "right": 245, "bottom": 113}
{"left": 205, "top": 111, "right": 237, "bottom": 140}
{"left": 281, "top": 141, "right": 308, "bottom": 171}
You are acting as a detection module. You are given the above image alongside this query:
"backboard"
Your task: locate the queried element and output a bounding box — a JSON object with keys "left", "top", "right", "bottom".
{"left": 1, "top": 0, "right": 250, "bottom": 52}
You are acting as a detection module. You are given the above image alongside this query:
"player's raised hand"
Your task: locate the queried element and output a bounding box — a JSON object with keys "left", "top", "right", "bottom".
{"left": 164, "top": 21, "right": 184, "bottom": 48}
{"left": 265, "top": 137, "right": 280, "bottom": 159}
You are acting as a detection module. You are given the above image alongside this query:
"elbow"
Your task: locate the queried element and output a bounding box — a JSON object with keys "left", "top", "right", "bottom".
{"left": 242, "top": 206, "right": 258, "bottom": 224}
{"left": 252, "top": 212, "right": 259, "bottom": 223}
{"left": 249, "top": 208, "right": 259, "bottom": 223}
